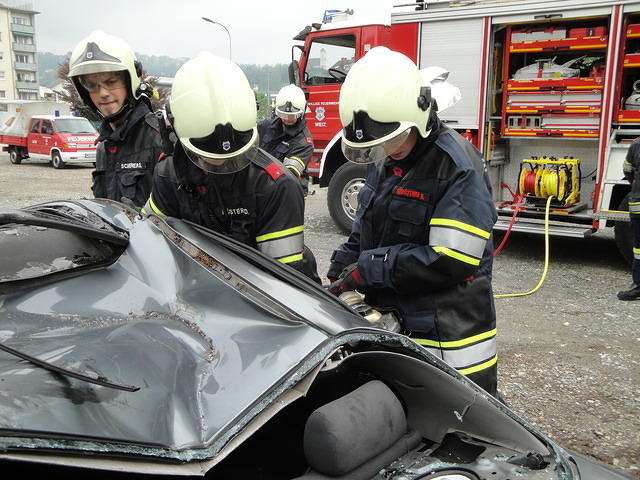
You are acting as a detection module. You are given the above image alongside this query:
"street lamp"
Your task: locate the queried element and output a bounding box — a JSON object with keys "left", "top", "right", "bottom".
{"left": 202, "top": 16, "right": 232, "bottom": 60}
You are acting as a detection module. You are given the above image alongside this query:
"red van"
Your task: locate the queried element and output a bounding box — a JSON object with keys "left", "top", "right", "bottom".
{"left": 3, "top": 115, "right": 98, "bottom": 169}
{"left": 1, "top": 101, "right": 99, "bottom": 169}
{"left": 25, "top": 115, "right": 98, "bottom": 168}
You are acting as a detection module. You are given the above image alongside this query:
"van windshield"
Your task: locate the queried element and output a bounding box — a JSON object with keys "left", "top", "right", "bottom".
{"left": 54, "top": 118, "right": 97, "bottom": 134}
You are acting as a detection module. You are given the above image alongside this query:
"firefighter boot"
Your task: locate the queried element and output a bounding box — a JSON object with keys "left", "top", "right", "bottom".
{"left": 617, "top": 284, "right": 640, "bottom": 301}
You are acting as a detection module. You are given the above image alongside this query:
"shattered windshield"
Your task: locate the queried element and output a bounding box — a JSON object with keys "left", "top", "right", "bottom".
{"left": 0, "top": 202, "right": 128, "bottom": 293}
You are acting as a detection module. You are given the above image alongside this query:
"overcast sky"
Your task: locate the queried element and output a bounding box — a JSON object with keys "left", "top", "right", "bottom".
{"left": 31, "top": 0, "right": 399, "bottom": 64}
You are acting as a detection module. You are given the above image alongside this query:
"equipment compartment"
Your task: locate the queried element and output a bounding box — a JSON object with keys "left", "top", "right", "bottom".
{"left": 502, "top": 18, "right": 608, "bottom": 138}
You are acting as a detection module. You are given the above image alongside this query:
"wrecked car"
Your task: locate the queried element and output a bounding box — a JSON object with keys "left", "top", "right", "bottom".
{"left": 0, "top": 200, "right": 632, "bottom": 479}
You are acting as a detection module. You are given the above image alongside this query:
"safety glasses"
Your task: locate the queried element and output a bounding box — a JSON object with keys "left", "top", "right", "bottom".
{"left": 78, "top": 72, "right": 126, "bottom": 93}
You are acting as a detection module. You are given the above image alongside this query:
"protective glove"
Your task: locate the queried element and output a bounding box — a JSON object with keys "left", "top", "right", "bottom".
{"left": 328, "top": 263, "right": 365, "bottom": 296}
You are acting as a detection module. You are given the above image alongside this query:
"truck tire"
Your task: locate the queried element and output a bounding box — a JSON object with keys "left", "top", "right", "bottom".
{"left": 51, "top": 151, "right": 65, "bottom": 169}
{"left": 327, "top": 162, "right": 367, "bottom": 234}
{"left": 614, "top": 193, "right": 633, "bottom": 266}
{"left": 9, "top": 147, "right": 21, "bottom": 165}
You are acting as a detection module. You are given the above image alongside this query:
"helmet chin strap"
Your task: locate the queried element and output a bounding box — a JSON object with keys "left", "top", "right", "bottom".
{"left": 100, "top": 95, "right": 136, "bottom": 124}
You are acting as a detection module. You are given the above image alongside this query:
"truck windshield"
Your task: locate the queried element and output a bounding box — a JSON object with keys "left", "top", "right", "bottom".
{"left": 54, "top": 117, "right": 97, "bottom": 134}
{"left": 304, "top": 34, "right": 356, "bottom": 86}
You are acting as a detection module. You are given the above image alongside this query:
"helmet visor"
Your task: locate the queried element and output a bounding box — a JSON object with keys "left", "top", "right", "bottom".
{"left": 276, "top": 110, "right": 303, "bottom": 123}
{"left": 275, "top": 103, "right": 303, "bottom": 123}
{"left": 341, "top": 127, "right": 412, "bottom": 164}
{"left": 183, "top": 133, "right": 258, "bottom": 174}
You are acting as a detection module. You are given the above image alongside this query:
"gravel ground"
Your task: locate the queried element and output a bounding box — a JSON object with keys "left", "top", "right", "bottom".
{"left": 1, "top": 154, "right": 638, "bottom": 477}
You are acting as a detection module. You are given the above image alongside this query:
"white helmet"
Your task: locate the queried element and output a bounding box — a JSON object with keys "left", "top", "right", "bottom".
{"left": 339, "top": 46, "right": 432, "bottom": 164}
{"left": 275, "top": 84, "right": 306, "bottom": 123}
{"left": 68, "top": 31, "right": 145, "bottom": 121}
{"left": 419, "top": 66, "right": 461, "bottom": 113}
{"left": 169, "top": 52, "right": 258, "bottom": 174}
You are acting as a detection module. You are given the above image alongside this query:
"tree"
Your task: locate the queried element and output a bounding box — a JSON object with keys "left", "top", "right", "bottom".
{"left": 54, "top": 57, "right": 170, "bottom": 122}
{"left": 55, "top": 57, "right": 99, "bottom": 122}
{"left": 255, "top": 90, "right": 271, "bottom": 121}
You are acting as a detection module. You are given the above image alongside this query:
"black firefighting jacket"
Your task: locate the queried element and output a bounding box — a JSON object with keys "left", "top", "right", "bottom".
{"left": 143, "top": 144, "right": 308, "bottom": 274}
{"left": 92, "top": 100, "right": 164, "bottom": 207}
{"left": 258, "top": 115, "right": 313, "bottom": 189}
{"left": 623, "top": 138, "right": 640, "bottom": 208}
{"left": 328, "top": 118, "right": 498, "bottom": 394}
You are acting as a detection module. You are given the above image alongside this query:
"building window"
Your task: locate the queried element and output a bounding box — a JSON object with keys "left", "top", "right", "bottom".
{"left": 0, "top": 90, "right": 6, "bottom": 99}
{"left": 12, "top": 16, "right": 31, "bottom": 26}
{"left": 18, "top": 92, "right": 36, "bottom": 100}
{"left": 17, "top": 72, "right": 35, "bottom": 82}
{"left": 15, "top": 53, "right": 33, "bottom": 63}
{"left": 14, "top": 34, "right": 33, "bottom": 45}
{"left": 0, "top": 72, "right": 5, "bottom": 80}
{"left": 0, "top": 104, "right": 8, "bottom": 112}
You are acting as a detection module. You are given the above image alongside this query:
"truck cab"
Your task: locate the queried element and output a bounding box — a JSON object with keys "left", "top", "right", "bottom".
{"left": 292, "top": 13, "right": 419, "bottom": 232}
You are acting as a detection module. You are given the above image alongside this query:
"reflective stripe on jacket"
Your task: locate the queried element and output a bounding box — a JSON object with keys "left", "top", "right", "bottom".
{"left": 143, "top": 144, "right": 306, "bottom": 271}
{"left": 258, "top": 115, "right": 313, "bottom": 180}
{"left": 328, "top": 119, "right": 498, "bottom": 394}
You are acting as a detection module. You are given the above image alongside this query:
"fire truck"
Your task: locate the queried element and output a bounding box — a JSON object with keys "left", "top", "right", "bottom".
{"left": 289, "top": 0, "right": 640, "bottom": 262}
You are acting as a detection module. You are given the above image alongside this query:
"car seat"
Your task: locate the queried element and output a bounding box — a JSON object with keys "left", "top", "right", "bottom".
{"left": 294, "top": 379, "right": 422, "bottom": 480}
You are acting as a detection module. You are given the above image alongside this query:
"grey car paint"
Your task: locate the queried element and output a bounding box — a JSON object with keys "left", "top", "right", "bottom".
{"left": 0, "top": 200, "right": 633, "bottom": 480}
{"left": 0, "top": 200, "right": 365, "bottom": 457}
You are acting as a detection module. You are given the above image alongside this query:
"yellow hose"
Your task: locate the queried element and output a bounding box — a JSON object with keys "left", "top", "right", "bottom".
{"left": 494, "top": 195, "right": 553, "bottom": 298}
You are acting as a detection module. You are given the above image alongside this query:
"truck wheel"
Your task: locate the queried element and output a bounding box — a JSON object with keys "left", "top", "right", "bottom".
{"left": 327, "top": 162, "right": 367, "bottom": 234}
{"left": 9, "top": 147, "right": 21, "bottom": 165}
{"left": 51, "top": 151, "right": 65, "bottom": 169}
{"left": 614, "top": 193, "right": 633, "bottom": 266}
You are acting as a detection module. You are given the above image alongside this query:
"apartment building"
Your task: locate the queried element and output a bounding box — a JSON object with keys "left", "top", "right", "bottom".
{"left": 0, "top": 2, "right": 39, "bottom": 106}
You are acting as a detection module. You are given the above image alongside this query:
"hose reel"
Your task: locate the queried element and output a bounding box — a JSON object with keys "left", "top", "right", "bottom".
{"left": 518, "top": 156, "right": 581, "bottom": 207}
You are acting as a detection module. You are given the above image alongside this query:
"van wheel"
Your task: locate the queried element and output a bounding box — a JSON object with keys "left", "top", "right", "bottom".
{"left": 327, "top": 162, "right": 367, "bottom": 234}
{"left": 9, "top": 147, "right": 21, "bottom": 165}
{"left": 51, "top": 152, "right": 65, "bottom": 169}
{"left": 614, "top": 193, "right": 633, "bottom": 266}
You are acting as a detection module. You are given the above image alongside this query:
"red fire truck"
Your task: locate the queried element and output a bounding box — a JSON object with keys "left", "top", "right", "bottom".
{"left": 290, "top": 0, "right": 639, "bottom": 262}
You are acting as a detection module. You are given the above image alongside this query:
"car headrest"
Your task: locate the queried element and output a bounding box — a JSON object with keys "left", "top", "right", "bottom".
{"left": 303, "top": 380, "right": 407, "bottom": 476}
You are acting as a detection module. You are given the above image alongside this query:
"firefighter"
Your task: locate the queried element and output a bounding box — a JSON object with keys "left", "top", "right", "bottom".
{"left": 327, "top": 47, "right": 498, "bottom": 395}
{"left": 142, "top": 52, "right": 319, "bottom": 281}
{"left": 68, "top": 30, "right": 164, "bottom": 207}
{"left": 258, "top": 84, "right": 314, "bottom": 196}
{"left": 618, "top": 138, "right": 640, "bottom": 301}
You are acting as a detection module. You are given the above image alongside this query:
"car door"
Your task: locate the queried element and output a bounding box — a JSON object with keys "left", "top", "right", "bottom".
{"left": 27, "top": 119, "right": 41, "bottom": 155}
{"left": 39, "top": 120, "right": 54, "bottom": 157}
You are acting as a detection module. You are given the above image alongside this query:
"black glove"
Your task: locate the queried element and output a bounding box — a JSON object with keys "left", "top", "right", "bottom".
{"left": 328, "top": 263, "right": 365, "bottom": 296}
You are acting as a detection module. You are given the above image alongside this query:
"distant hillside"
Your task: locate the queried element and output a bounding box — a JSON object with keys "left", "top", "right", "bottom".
{"left": 37, "top": 52, "right": 290, "bottom": 95}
